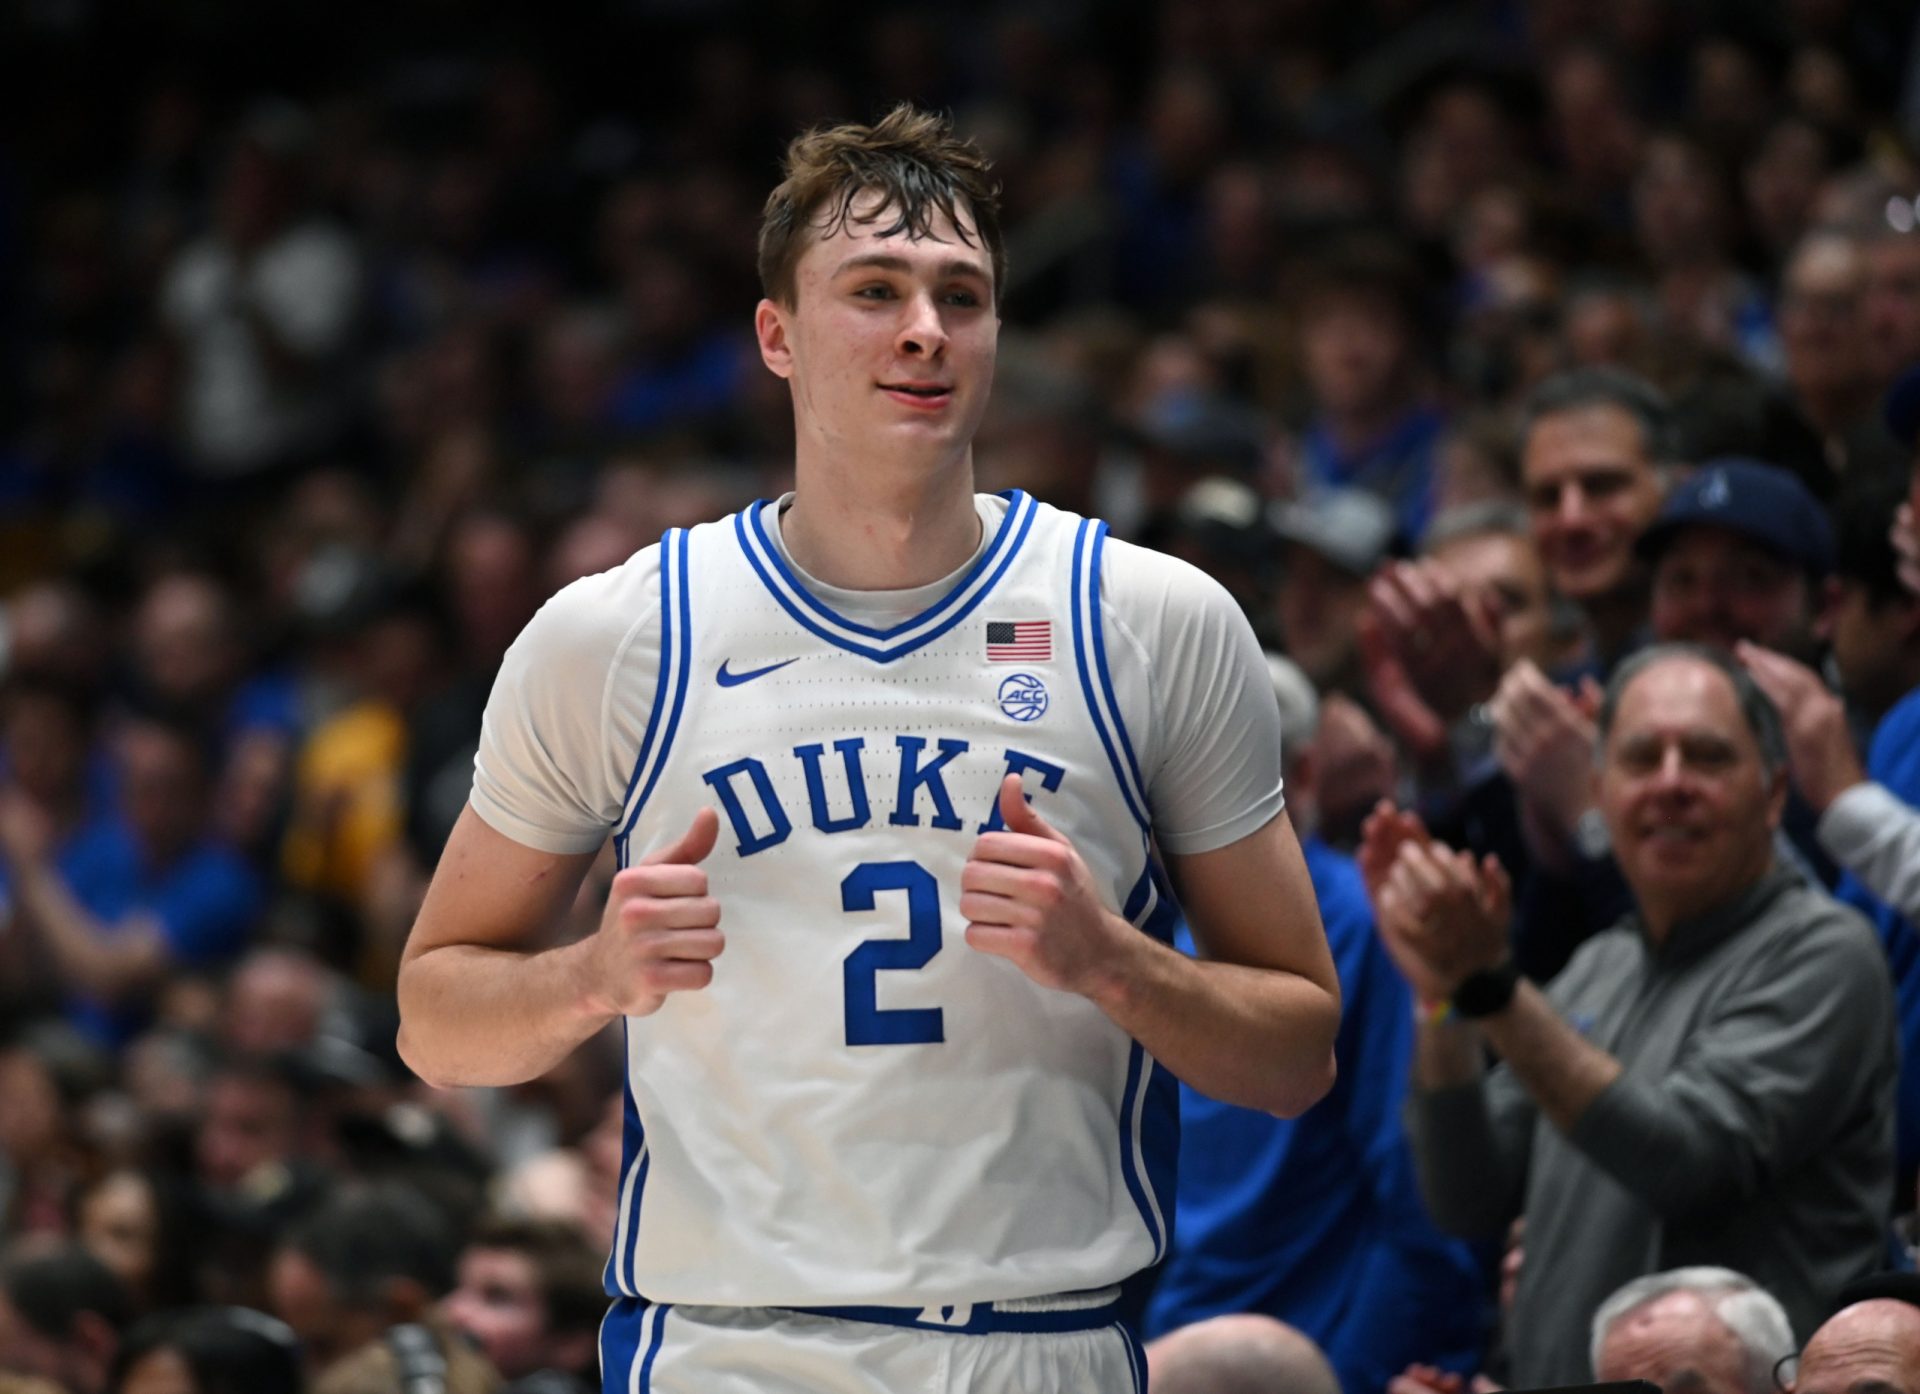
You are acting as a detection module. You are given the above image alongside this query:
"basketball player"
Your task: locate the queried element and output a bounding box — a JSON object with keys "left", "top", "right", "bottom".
{"left": 396, "top": 106, "right": 1339, "bottom": 1393}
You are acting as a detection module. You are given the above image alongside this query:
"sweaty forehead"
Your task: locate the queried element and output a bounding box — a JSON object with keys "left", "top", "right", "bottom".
{"left": 807, "top": 186, "right": 981, "bottom": 252}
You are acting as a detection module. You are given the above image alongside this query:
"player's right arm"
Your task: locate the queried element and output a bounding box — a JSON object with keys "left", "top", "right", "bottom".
{"left": 395, "top": 548, "right": 685, "bottom": 1088}
{"left": 396, "top": 804, "right": 721, "bottom": 1088}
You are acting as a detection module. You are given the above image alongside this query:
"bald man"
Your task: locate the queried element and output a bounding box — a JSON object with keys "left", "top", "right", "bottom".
{"left": 1591, "top": 1268, "right": 1792, "bottom": 1394}
{"left": 1148, "top": 1314, "right": 1340, "bottom": 1394}
{"left": 1791, "top": 1298, "right": 1920, "bottom": 1394}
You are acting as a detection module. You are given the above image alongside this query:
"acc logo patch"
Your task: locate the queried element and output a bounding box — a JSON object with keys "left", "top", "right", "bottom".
{"left": 997, "top": 672, "right": 1049, "bottom": 722}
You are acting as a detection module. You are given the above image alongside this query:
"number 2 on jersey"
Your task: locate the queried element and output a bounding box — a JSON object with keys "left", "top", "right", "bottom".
{"left": 841, "top": 861, "right": 945, "bottom": 1045}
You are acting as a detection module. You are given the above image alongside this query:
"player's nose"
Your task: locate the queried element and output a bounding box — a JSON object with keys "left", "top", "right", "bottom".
{"left": 895, "top": 290, "right": 948, "bottom": 358}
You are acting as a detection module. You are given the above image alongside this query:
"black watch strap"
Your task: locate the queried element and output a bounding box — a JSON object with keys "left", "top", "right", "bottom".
{"left": 1452, "top": 960, "right": 1521, "bottom": 1019}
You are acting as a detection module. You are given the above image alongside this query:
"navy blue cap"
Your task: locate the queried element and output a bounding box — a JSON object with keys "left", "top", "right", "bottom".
{"left": 1886, "top": 362, "right": 1920, "bottom": 451}
{"left": 1636, "top": 457, "right": 1835, "bottom": 576}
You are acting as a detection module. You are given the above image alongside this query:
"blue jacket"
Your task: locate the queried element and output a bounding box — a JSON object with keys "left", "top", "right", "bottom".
{"left": 1145, "top": 836, "right": 1485, "bottom": 1391}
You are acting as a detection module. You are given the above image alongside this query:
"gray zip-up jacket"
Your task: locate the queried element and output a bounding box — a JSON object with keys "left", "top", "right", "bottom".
{"left": 1407, "top": 869, "right": 1896, "bottom": 1386}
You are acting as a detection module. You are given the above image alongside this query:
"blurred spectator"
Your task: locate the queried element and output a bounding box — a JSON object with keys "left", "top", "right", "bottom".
{"left": 0, "top": 1244, "right": 135, "bottom": 1394}
{"left": 1787, "top": 1290, "right": 1920, "bottom": 1394}
{"left": 1865, "top": 223, "right": 1920, "bottom": 394}
{"left": 1589, "top": 1267, "right": 1795, "bottom": 1392}
{"left": 0, "top": 1030, "right": 93, "bottom": 1239}
{"left": 1268, "top": 488, "right": 1397, "bottom": 700}
{"left": 1774, "top": 229, "right": 1906, "bottom": 497}
{"left": 1631, "top": 131, "right": 1774, "bottom": 372}
{"left": 1144, "top": 654, "right": 1481, "bottom": 1390}
{"left": 195, "top": 1053, "right": 317, "bottom": 1206}
{"left": 1641, "top": 458, "right": 1833, "bottom": 662}
{"left": 1517, "top": 369, "right": 1672, "bottom": 674}
{"left": 0, "top": 582, "right": 108, "bottom": 693}
{"left": 1146, "top": 1313, "right": 1339, "bottom": 1394}
{"left": 1742, "top": 473, "right": 1920, "bottom": 1195}
{"left": 1373, "top": 645, "right": 1895, "bottom": 1385}
{"left": 159, "top": 102, "right": 364, "bottom": 493}
{"left": 0, "top": 707, "right": 263, "bottom": 1045}
{"left": 70, "top": 1169, "right": 198, "bottom": 1317}
{"left": 222, "top": 947, "right": 335, "bottom": 1056}
{"left": 267, "top": 1182, "right": 494, "bottom": 1391}
{"left": 108, "top": 1306, "right": 303, "bottom": 1394}
{"left": 441, "top": 1216, "right": 602, "bottom": 1394}
{"left": 281, "top": 580, "right": 448, "bottom": 930}
{"left": 1294, "top": 244, "right": 1446, "bottom": 543}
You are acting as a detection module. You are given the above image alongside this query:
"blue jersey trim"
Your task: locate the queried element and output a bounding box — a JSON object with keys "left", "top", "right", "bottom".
{"left": 598, "top": 1300, "right": 646, "bottom": 1394}
{"left": 612, "top": 531, "right": 681, "bottom": 864}
{"left": 786, "top": 1294, "right": 1124, "bottom": 1336}
{"left": 1116, "top": 1040, "right": 1161, "bottom": 1260}
{"left": 1070, "top": 519, "right": 1150, "bottom": 832}
{"left": 732, "top": 492, "right": 1039, "bottom": 663}
{"left": 743, "top": 489, "right": 1030, "bottom": 640}
{"left": 637, "top": 1303, "right": 670, "bottom": 1392}
{"left": 1115, "top": 1320, "right": 1147, "bottom": 1392}
{"left": 1088, "top": 523, "right": 1151, "bottom": 807}
{"left": 604, "top": 1028, "right": 648, "bottom": 1298}
{"left": 1116, "top": 860, "right": 1181, "bottom": 1264}
{"left": 617, "top": 529, "right": 694, "bottom": 850}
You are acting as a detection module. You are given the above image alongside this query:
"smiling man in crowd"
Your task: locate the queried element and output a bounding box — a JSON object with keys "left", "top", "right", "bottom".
{"left": 1365, "top": 643, "right": 1896, "bottom": 1386}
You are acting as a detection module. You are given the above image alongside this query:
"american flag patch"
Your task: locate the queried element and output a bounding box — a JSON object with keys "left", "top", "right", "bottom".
{"left": 986, "top": 620, "right": 1052, "bottom": 662}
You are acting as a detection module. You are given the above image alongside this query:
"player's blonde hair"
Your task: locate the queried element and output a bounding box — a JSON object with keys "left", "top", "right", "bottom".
{"left": 757, "top": 103, "right": 1005, "bottom": 308}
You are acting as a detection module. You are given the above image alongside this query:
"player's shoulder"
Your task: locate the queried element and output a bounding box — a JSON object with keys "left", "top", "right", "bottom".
{"left": 1091, "top": 526, "right": 1245, "bottom": 630}
{"left": 510, "top": 541, "right": 666, "bottom": 671}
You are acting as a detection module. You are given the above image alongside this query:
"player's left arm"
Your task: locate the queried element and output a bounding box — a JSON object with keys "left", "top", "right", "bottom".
{"left": 962, "top": 541, "right": 1339, "bottom": 1115}
{"left": 1154, "top": 810, "right": 1342, "bottom": 1113}
{"left": 965, "top": 781, "right": 1338, "bottom": 1115}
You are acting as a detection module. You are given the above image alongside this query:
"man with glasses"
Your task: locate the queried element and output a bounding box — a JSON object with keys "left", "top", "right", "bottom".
{"left": 1779, "top": 1283, "right": 1920, "bottom": 1394}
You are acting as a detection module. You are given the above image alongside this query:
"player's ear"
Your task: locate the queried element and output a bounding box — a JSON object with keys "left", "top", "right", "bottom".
{"left": 755, "top": 298, "right": 794, "bottom": 380}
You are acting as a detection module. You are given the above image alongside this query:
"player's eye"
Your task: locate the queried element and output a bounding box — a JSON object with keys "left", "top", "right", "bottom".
{"left": 854, "top": 283, "right": 895, "bottom": 300}
{"left": 944, "top": 288, "right": 982, "bottom": 307}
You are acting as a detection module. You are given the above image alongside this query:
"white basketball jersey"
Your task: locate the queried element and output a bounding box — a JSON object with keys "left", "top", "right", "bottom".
{"left": 602, "top": 490, "right": 1179, "bottom": 1309}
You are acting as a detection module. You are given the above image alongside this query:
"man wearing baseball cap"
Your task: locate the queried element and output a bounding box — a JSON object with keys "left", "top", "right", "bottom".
{"left": 1640, "top": 457, "right": 1834, "bottom": 662}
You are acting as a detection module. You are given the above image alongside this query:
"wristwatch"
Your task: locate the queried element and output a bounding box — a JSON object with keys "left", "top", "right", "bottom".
{"left": 1451, "top": 960, "right": 1521, "bottom": 1018}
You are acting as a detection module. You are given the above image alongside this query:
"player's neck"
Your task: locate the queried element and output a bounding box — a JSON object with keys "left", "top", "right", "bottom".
{"left": 782, "top": 456, "right": 982, "bottom": 591}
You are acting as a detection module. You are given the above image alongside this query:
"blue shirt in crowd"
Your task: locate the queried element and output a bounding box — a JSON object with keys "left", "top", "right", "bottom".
{"left": 1145, "top": 835, "right": 1485, "bottom": 1391}
{"left": 56, "top": 816, "right": 263, "bottom": 1045}
{"left": 1300, "top": 405, "right": 1446, "bottom": 546}
{"left": 1837, "top": 682, "right": 1920, "bottom": 1190}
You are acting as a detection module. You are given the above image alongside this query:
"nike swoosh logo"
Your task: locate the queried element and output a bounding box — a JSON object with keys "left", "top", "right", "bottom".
{"left": 716, "top": 657, "right": 798, "bottom": 687}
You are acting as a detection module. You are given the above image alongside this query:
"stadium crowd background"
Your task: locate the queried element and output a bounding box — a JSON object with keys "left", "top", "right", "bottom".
{"left": 4, "top": 0, "right": 1920, "bottom": 1390}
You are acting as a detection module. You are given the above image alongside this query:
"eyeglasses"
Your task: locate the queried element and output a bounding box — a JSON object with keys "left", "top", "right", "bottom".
{"left": 1772, "top": 1349, "right": 1799, "bottom": 1392}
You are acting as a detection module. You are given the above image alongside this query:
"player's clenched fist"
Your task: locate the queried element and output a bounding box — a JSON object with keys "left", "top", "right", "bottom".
{"left": 962, "top": 775, "right": 1132, "bottom": 997}
{"left": 578, "top": 808, "right": 724, "bottom": 1019}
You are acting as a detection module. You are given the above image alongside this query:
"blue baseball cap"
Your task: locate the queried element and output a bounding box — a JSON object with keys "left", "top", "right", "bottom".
{"left": 1636, "top": 457, "right": 1835, "bottom": 577}
{"left": 1887, "top": 362, "right": 1920, "bottom": 451}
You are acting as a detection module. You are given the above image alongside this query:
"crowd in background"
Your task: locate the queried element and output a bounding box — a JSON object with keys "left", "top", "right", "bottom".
{"left": 6, "top": 1, "right": 1920, "bottom": 1391}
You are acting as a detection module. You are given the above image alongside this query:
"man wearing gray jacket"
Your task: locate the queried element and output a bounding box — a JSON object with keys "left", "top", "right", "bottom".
{"left": 1363, "top": 643, "right": 1897, "bottom": 1385}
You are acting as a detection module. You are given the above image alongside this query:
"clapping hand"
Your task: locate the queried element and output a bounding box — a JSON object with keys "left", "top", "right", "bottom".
{"left": 1376, "top": 839, "right": 1513, "bottom": 1005}
{"left": 1488, "top": 661, "right": 1601, "bottom": 849}
{"left": 1736, "top": 642, "right": 1863, "bottom": 813}
{"left": 1367, "top": 560, "right": 1505, "bottom": 724}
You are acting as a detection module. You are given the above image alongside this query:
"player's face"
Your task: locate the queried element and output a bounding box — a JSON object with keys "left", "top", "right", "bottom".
{"left": 757, "top": 190, "right": 998, "bottom": 471}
